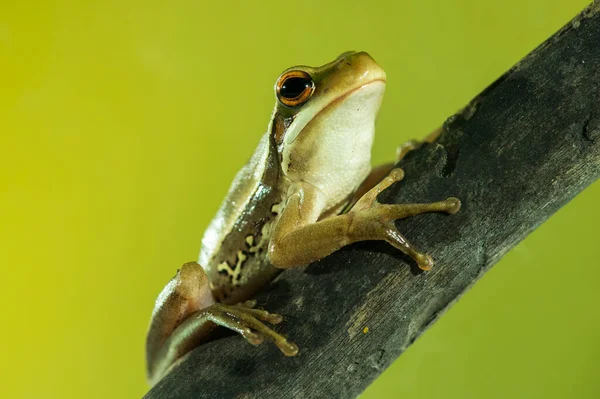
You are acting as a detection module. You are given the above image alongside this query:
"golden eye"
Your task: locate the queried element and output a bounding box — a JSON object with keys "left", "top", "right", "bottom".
{"left": 275, "top": 70, "right": 315, "bottom": 107}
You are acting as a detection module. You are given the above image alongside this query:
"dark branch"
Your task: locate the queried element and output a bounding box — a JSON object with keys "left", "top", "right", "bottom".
{"left": 145, "top": 3, "right": 600, "bottom": 398}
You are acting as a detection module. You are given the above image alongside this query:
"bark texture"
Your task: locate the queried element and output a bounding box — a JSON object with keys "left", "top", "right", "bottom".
{"left": 145, "top": 3, "right": 600, "bottom": 398}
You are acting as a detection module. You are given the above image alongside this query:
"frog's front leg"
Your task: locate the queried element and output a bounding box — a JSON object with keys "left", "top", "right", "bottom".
{"left": 268, "top": 169, "right": 460, "bottom": 271}
{"left": 146, "top": 262, "right": 298, "bottom": 386}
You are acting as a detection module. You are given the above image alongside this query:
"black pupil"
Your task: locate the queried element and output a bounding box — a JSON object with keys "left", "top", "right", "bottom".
{"left": 280, "top": 77, "right": 310, "bottom": 99}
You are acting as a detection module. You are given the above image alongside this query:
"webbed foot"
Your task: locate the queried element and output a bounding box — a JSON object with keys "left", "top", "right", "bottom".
{"left": 207, "top": 300, "right": 298, "bottom": 356}
{"left": 349, "top": 168, "right": 460, "bottom": 270}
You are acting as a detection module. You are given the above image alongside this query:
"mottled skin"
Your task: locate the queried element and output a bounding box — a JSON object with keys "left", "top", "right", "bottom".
{"left": 145, "top": 52, "right": 460, "bottom": 385}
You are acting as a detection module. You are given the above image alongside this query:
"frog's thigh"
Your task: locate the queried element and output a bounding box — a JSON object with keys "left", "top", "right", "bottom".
{"left": 146, "top": 262, "right": 297, "bottom": 386}
{"left": 146, "top": 262, "right": 215, "bottom": 384}
{"left": 268, "top": 170, "right": 460, "bottom": 270}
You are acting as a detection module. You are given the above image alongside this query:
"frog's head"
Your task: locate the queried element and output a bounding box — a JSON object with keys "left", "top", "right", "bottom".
{"left": 269, "top": 51, "right": 386, "bottom": 203}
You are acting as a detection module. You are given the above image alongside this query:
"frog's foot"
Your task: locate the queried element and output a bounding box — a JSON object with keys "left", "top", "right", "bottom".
{"left": 395, "top": 126, "right": 444, "bottom": 162}
{"left": 350, "top": 168, "right": 460, "bottom": 271}
{"left": 396, "top": 139, "right": 422, "bottom": 162}
{"left": 208, "top": 301, "right": 299, "bottom": 357}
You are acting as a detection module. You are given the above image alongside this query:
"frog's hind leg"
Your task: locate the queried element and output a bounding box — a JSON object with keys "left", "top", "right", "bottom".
{"left": 212, "top": 301, "right": 297, "bottom": 355}
{"left": 146, "top": 262, "right": 297, "bottom": 386}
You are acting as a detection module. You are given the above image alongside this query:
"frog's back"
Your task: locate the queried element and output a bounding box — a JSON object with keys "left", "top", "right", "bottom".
{"left": 199, "top": 133, "right": 285, "bottom": 304}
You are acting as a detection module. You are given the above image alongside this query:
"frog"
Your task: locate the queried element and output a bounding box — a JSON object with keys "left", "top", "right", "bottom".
{"left": 145, "top": 51, "right": 461, "bottom": 385}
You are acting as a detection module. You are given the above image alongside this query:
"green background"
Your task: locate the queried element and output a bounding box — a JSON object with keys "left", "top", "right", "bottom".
{"left": 1, "top": 0, "right": 598, "bottom": 398}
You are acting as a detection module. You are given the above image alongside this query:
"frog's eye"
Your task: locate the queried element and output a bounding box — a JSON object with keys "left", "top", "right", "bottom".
{"left": 276, "top": 70, "right": 315, "bottom": 107}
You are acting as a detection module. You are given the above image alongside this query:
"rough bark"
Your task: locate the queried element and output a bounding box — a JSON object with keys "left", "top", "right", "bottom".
{"left": 145, "top": 3, "right": 600, "bottom": 398}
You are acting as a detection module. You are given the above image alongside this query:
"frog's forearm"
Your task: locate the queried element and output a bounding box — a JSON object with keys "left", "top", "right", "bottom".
{"left": 269, "top": 207, "right": 355, "bottom": 268}
{"left": 268, "top": 172, "right": 460, "bottom": 270}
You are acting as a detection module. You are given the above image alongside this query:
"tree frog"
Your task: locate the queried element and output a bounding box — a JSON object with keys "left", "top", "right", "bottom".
{"left": 145, "top": 51, "right": 460, "bottom": 385}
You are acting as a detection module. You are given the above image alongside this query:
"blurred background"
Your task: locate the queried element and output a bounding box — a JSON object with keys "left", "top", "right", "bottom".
{"left": 1, "top": 0, "right": 598, "bottom": 398}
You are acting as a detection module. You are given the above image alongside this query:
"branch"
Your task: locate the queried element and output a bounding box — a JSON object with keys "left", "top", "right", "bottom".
{"left": 145, "top": 3, "right": 600, "bottom": 398}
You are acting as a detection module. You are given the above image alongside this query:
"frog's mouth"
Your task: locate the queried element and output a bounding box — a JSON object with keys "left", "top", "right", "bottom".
{"left": 314, "top": 79, "right": 387, "bottom": 124}
{"left": 285, "top": 78, "right": 387, "bottom": 146}
{"left": 320, "top": 78, "right": 386, "bottom": 112}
